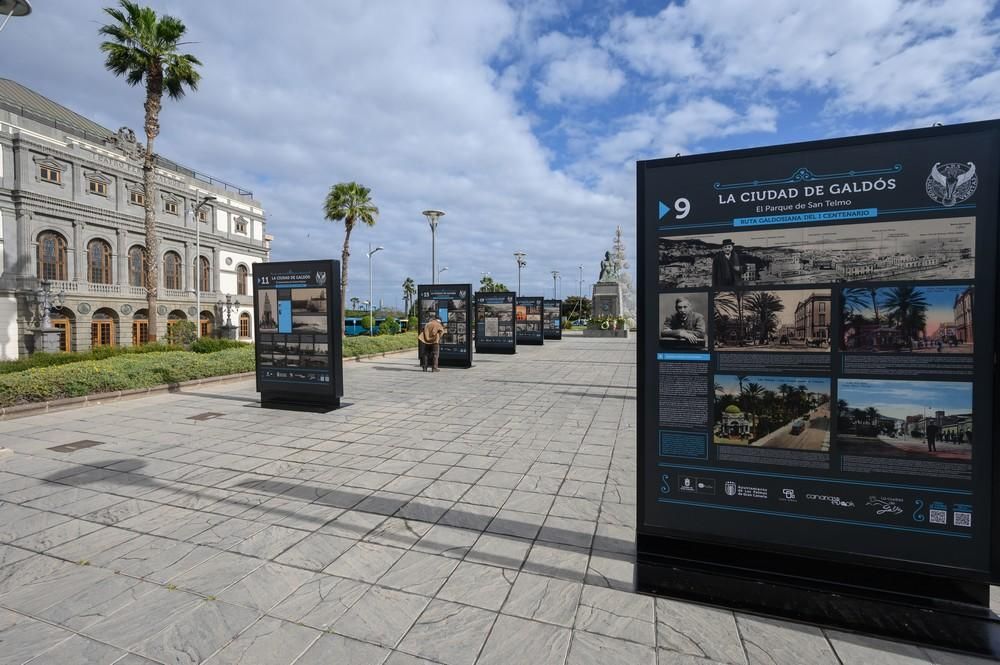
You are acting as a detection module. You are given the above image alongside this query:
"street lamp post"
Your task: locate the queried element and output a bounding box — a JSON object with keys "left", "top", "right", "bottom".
{"left": 191, "top": 195, "right": 216, "bottom": 338}
{"left": 438, "top": 266, "right": 449, "bottom": 280}
{"left": 422, "top": 210, "right": 445, "bottom": 284}
{"left": 367, "top": 244, "right": 384, "bottom": 337}
{"left": 215, "top": 294, "right": 242, "bottom": 339}
{"left": 0, "top": 0, "right": 31, "bottom": 34}
{"left": 514, "top": 251, "right": 526, "bottom": 294}
{"left": 551, "top": 271, "right": 560, "bottom": 299}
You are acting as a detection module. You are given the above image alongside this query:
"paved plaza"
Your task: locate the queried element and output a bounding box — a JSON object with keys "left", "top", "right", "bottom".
{"left": 0, "top": 335, "right": 995, "bottom": 664}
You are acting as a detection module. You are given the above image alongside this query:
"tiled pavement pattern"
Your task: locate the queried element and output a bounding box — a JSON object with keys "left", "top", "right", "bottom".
{"left": 0, "top": 334, "right": 995, "bottom": 665}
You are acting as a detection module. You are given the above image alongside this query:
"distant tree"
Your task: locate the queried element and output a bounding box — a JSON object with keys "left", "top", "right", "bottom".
{"left": 479, "top": 275, "right": 508, "bottom": 292}
{"left": 563, "top": 296, "right": 591, "bottom": 320}
{"left": 323, "top": 182, "right": 379, "bottom": 332}
{"left": 350, "top": 297, "right": 360, "bottom": 310}
{"left": 402, "top": 277, "right": 416, "bottom": 316}
{"left": 100, "top": 0, "right": 201, "bottom": 340}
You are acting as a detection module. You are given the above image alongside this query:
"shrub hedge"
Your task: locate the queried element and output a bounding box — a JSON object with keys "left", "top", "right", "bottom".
{"left": 0, "top": 343, "right": 184, "bottom": 375}
{"left": 0, "top": 346, "right": 255, "bottom": 407}
{"left": 343, "top": 331, "right": 418, "bottom": 358}
{"left": 189, "top": 338, "right": 249, "bottom": 353}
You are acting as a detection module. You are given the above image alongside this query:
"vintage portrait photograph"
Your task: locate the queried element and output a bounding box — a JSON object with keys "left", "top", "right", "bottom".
{"left": 841, "top": 284, "right": 974, "bottom": 353}
{"left": 658, "top": 292, "right": 709, "bottom": 350}
{"left": 658, "top": 216, "right": 975, "bottom": 289}
{"left": 836, "top": 379, "right": 973, "bottom": 461}
{"left": 714, "top": 375, "right": 831, "bottom": 451}
{"left": 714, "top": 289, "right": 832, "bottom": 351}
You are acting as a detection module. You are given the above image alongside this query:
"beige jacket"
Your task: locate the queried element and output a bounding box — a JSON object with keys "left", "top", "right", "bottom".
{"left": 419, "top": 319, "right": 445, "bottom": 345}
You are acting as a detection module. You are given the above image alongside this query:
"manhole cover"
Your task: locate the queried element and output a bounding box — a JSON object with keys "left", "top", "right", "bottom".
{"left": 187, "top": 412, "right": 225, "bottom": 421}
{"left": 49, "top": 439, "right": 103, "bottom": 453}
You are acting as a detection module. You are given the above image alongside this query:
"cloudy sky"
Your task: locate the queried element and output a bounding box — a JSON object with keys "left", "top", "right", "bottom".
{"left": 4, "top": 0, "right": 1000, "bottom": 308}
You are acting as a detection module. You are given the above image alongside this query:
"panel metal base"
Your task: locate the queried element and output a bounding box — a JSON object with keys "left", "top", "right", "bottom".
{"left": 475, "top": 346, "right": 516, "bottom": 354}
{"left": 636, "top": 537, "right": 1000, "bottom": 657}
{"left": 260, "top": 397, "right": 341, "bottom": 413}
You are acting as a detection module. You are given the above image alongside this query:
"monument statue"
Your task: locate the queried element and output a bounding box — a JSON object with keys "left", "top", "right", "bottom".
{"left": 598, "top": 251, "right": 615, "bottom": 282}
{"left": 591, "top": 226, "right": 636, "bottom": 324}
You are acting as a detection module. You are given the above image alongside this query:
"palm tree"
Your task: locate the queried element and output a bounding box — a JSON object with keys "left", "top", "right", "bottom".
{"left": 402, "top": 277, "right": 416, "bottom": 316}
{"left": 881, "top": 286, "right": 929, "bottom": 345}
{"left": 323, "top": 182, "right": 379, "bottom": 332}
{"left": 100, "top": 0, "right": 201, "bottom": 341}
{"left": 745, "top": 291, "right": 784, "bottom": 344}
{"left": 350, "top": 297, "right": 360, "bottom": 311}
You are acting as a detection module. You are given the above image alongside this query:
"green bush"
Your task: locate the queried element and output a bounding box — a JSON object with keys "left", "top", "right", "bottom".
{"left": 0, "top": 346, "right": 255, "bottom": 407}
{"left": 0, "top": 343, "right": 183, "bottom": 375}
{"left": 343, "top": 331, "right": 418, "bottom": 358}
{"left": 190, "top": 338, "right": 248, "bottom": 353}
{"left": 379, "top": 316, "right": 400, "bottom": 335}
{"left": 166, "top": 320, "right": 197, "bottom": 346}
{"left": 407, "top": 315, "right": 418, "bottom": 332}
{"left": 360, "top": 314, "right": 375, "bottom": 333}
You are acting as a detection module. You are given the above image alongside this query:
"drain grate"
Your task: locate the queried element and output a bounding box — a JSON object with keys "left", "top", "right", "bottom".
{"left": 49, "top": 439, "right": 103, "bottom": 453}
{"left": 187, "top": 412, "right": 225, "bottom": 421}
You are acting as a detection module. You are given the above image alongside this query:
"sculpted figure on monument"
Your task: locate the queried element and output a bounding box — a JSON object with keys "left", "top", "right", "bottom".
{"left": 598, "top": 251, "right": 615, "bottom": 282}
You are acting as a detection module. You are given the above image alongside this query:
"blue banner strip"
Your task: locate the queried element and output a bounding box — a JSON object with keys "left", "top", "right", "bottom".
{"left": 657, "top": 353, "right": 710, "bottom": 361}
{"left": 733, "top": 208, "right": 877, "bottom": 227}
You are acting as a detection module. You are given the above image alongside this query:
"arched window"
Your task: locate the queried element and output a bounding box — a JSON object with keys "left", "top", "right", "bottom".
{"left": 163, "top": 251, "right": 182, "bottom": 290}
{"left": 87, "top": 239, "right": 113, "bottom": 284}
{"left": 197, "top": 256, "right": 211, "bottom": 292}
{"left": 37, "top": 231, "right": 68, "bottom": 281}
{"left": 128, "top": 246, "right": 147, "bottom": 287}
{"left": 239, "top": 312, "right": 251, "bottom": 338}
{"left": 236, "top": 264, "right": 248, "bottom": 296}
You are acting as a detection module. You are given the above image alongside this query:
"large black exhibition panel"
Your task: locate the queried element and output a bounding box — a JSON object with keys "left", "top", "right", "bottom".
{"left": 515, "top": 296, "right": 544, "bottom": 345}
{"left": 543, "top": 299, "right": 562, "bottom": 340}
{"left": 253, "top": 260, "right": 343, "bottom": 411}
{"left": 418, "top": 283, "right": 472, "bottom": 368}
{"left": 637, "top": 121, "right": 1000, "bottom": 654}
{"left": 475, "top": 291, "right": 516, "bottom": 354}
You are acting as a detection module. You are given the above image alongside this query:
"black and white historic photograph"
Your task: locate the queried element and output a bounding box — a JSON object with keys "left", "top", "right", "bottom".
{"left": 658, "top": 292, "right": 708, "bottom": 350}
{"left": 658, "top": 217, "right": 975, "bottom": 289}
{"left": 841, "top": 284, "right": 974, "bottom": 353}
{"left": 714, "top": 288, "right": 832, "bottom": 351}
{"left": 291, "top": 314, "right": 327, "bottom": 334}
{"left": 258, "top": 289, "right": 278, "bottom": 332}
{"left": 291, "top": 288, "right": 327, "bottom": 314}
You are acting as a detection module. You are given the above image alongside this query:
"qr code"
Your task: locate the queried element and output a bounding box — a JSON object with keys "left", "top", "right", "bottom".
{"left": 953, "top": 512, "right": 972, "bottom": 527}
{"left": 929, "top": 509, "right": 947, "bottom": 525}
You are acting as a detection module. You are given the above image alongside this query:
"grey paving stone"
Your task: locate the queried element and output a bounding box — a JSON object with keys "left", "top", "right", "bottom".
{"left": 550, "top": 496, "right": 601, "bottom": 521}
{"left": 523, "top": 541, "right": 591, "bottom": 582}
{"left": 324, "top": 541, "right": 407, "bottom": 583}
{"left": 273, "top": 532, "right": 354, "bottom": 571}
{"left": 217, "top": 562, "right": 315, "bottom": 612}
{"left": 585, "top": 550, "right": 634, "bottom": 591}
{"left": 503, "top": 490, "right": 556, "bottom": 514}
{"left": 461, "top": 485, "right": 513, "bottom": 508}
{"left": 229, "top": 524, "right": 308, "bottom": 560}
{"left": 575, "top": 584, "right": 655, "bottom": 646}
{"left": 363, "top": 517, "right": 433, "bottom": 549}
{"left": 924, "top": 646, "right": 999, "bottom": 665}
{"left": 0, "top": 609, "right": 75, "bottom": 665}
{"left": 296, "top": 633, "right": 389, "bottom": 665}
{"left": 331, "top": 585, "right": 429, "bottom": 648}
{"left": 169, "top": 551, "right": 262, "bottom": 596}
{"left": 436, "top": 560, "right": 516, "bottom": 611}
{"left": 503, "top": 572, "right": 583, "bottom": 627}
{"left": 397, "top": 599, "right": 497, "bottom": 665}
{"left": 567, "top": 630, "right": 656, "bottom": 665}
{"left": 319, "top": 509, "right": 386, "bottom": 539}
{"left": 486, "top": 508, "right": 545, "bottom": 539}
{"left": 268, "top": 574, "right": 369, "bottom": 629}
{"left": 538, "top": 515, "right": 596, "bottom": 548}
{"left": 202, "top": 616, "right": 320, "bottom": 665}
{"left": 133, "top": 599, "right": 260, "bottom": 665}
{"left": 0, "top": 544, "right": 33, "bottom": 569}
{"left": 478, "top": 614, "right": 571, "bottom": 665}
{"left": 396, "top": 496, "right": 454, "bottom": 523}
{"left": 466, "top": 533, "right": 532, "bottom": 569}
{"left": 825, "top": 630, "right": 932, "bottom": 664}
{"left": 0, "top": 560, "right": 108, "bottom": 614}
{"left": 735, "top": 615, "right": 839, "bottom": 665}
{"left": 35, "top": 574, "right": 155, "bottom": 631}
{"left": 188, "top": 517, "right": 268, "bottom": 550}
{"left": 82, "top": 586, "right": 201, "bottom": 649}
{"left": 20, "top": 634, "right": 125, "bottom": 665}
{"left": 378, "top": 550, "right": 460, "bottom": 596}
{"left": 413, "top": 523, "right": 481, "bottom": 559}
{"left": 656, "top": 597, "right": 746, "bottom": 665}
{"left": 384, "top": 651, "right": 441, "bottom": 665}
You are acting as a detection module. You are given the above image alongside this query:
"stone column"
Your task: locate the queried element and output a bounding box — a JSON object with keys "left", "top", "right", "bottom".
{"left": 212, "top": 246, "right": 220, "bottom": 296}
{"left": 72, "top": 220, "right": 85, "bottom": 282}
{"left": 116, "top": 228, "right": 127, "bottom": 286}
{"left": 183, "top": 241, "right": 191, "bottom": 293}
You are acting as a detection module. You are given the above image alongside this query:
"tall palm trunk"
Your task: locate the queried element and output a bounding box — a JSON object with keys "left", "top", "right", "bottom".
{"left": 143, "top": 67, "right": 163, "bottom": 341}
{"left": 340, "top": 219, "right": 354, "bottom": 333}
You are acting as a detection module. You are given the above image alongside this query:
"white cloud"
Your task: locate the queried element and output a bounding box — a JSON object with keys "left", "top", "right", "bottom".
{"left": 534, "top": 32, "right": 625, "bottom": 104}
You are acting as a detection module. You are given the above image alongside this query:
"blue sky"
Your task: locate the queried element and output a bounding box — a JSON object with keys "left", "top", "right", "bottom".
{"left": 847, "top": 284, "right": 972, "bottom": 333}
{"left": 838, "top": 379, "right": 973, "bottom": 419}
{"left": 715, "top": 375, "right": 830, "bottom": 397}
{"left": 4, "top": 1, "right": 1000, "bottom": 308}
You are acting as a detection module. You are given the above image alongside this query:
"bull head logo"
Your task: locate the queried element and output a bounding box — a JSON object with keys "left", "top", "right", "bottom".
{"left": 926, "top": 162, "right": 977, "bottom": 207}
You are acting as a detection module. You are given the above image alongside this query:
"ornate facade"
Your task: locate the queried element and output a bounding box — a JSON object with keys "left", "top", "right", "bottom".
{"left": 0, "top": 79, "right": 269, "bottom": 358}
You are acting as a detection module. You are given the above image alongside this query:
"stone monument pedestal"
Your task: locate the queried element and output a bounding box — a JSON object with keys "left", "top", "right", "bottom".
{"left": 31, "top": 327, "right": 63, "bottom": 354}
{"left": 592, "top": 281, "right": 623, "bottom": 319}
